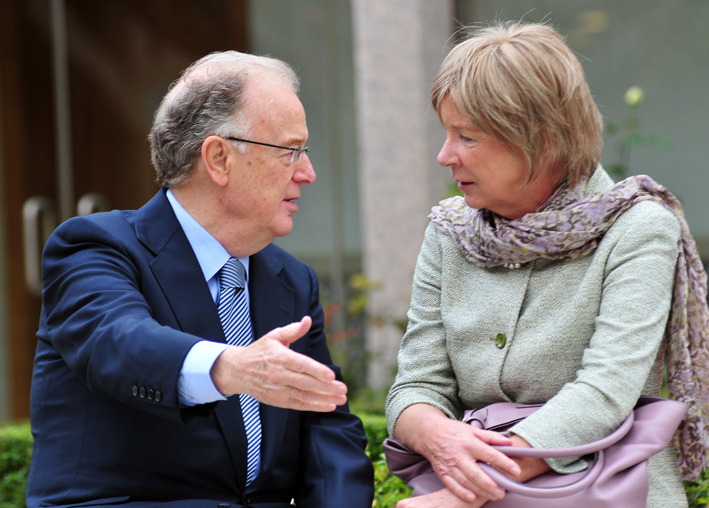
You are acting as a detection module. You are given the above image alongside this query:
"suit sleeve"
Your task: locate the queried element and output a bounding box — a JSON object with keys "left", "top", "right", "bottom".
{"left": 38, "top": 214, "right": 207, "bottom": 421}
{"left": 293, "top": 264, "right": 374, "bottom": 508}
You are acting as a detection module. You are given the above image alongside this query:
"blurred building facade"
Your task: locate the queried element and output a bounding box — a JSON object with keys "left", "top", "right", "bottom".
{"left": 0, "top": 0, "right": 707, "bottom": 419}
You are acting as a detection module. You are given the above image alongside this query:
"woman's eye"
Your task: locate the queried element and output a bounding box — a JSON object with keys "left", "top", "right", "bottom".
{"left": 460, "top": 135, "right": 476, "bottom": 144}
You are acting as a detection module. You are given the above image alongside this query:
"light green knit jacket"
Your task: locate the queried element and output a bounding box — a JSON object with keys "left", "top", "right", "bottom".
{"left": 385, "top": 168, "right": 687, "bottom": 507}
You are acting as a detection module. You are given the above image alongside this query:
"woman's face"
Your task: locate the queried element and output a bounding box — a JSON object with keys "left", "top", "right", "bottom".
{"left": 437, "top": 95, "right": 559, "bottom": 220}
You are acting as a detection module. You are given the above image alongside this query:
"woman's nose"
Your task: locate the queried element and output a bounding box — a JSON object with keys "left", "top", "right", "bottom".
{"left": 437, "top": 137, "right": 457, "bottom": 168}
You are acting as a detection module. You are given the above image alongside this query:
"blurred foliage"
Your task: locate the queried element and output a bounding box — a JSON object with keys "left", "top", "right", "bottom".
{"left": 605, "top": 86, "right": 671, "bottom": 181}
{"left": 446, "top": 180, "right": 463, "bottom": 199}
{"left": 350, "top": 386, "right": 390, "bottom": 416}
{"left": 685, "top": 468, "right": 709, "bottom": 508}
{"left": 324, "top": 273, "right": 408, "bottom": 415}
{"left": 0, "top": 422, "right": 31, "bottom": 508}
{"left": 323, "top": 274, "right": 377, "bottom": 409}
{"left": 361, "top": 413, "right": 412, "bottom": 507}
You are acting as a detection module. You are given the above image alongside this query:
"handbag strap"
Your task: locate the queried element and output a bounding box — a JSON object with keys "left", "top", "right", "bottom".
{"left": 471, "top": 410, "right": 635, "bottom": 498}
{"left": 491, "top": 409, "right": 635, "bottom": 458}
{"left": 479, "top": 450, "right": 606, "bottom": 498}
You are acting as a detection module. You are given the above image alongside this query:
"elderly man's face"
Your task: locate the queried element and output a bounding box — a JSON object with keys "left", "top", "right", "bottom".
{"left": 224, "top": 82, "right": 316, "bottom": 244}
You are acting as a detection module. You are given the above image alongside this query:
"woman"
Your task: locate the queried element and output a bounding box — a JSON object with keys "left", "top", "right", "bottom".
{"left": 385, "top": 22, "right": 709, "bottom": 508}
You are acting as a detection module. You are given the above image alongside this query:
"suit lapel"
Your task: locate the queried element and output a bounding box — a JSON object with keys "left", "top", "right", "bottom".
{"left": 135, "top": 190, "right": 224, "bottom": 342}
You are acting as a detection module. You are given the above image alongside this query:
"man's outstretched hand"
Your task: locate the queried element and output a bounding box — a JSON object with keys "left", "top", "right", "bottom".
{"left": 210, "top": 316, "right": 347, "bottom": 411}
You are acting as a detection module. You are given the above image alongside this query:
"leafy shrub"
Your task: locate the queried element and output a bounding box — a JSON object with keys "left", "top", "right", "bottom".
{"left": 360, "top": 413, "right": 412, "bottom": 507}
{"left": 0, "top": 422, "right": 32, "bottom": 508}
{"left": 685, "top": 468, "right": 709, "bottom": 508}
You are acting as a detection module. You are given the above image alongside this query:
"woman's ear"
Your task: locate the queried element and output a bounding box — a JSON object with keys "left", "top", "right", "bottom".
{"left": 201, "top": 136, "right": 231, "bottom": 187}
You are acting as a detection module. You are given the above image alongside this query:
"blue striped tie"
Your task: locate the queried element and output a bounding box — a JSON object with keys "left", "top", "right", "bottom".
{"left": 217, "top": 258, "right": 261, "bottom": 485}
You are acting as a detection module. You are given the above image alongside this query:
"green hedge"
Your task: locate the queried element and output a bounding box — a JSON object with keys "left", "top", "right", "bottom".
{"left": 3, "top": 417, "right": 708, "bottom": 508}
{"left": 0, "top": 422, "right": 32, "bottom": 508}
{"left": 360, "top": 413, "right": 412, "bottom": 507}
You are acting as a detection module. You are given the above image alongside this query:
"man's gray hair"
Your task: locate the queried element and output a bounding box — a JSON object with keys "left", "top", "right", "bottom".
{"left": 149, "top": 51, "right": 300, "bottom": 188}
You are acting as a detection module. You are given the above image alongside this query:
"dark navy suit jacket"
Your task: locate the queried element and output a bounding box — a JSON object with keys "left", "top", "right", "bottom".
{"left": 27, "top": 190, "right": 373, "bottom": 508}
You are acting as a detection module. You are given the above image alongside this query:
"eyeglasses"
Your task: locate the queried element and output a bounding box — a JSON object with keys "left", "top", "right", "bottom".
{"left": 225, "top": 136, "right": 310, "bottom": 164}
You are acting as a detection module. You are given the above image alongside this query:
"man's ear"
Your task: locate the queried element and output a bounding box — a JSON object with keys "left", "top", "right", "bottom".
{"left": 201, "top": 136, "right": 233, "bottom": 187}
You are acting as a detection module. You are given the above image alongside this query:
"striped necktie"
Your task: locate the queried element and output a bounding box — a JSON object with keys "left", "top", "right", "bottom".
{"left": 217, "top": 258, "right": 261, "bottom": 485}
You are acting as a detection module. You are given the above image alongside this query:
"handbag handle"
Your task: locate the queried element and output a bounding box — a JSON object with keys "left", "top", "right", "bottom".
{"left": 475, "top": 411, "right": 634, "bottom": 498}
{"left": 493, "top": 408, "right": 634, "bottom": 458}
{"left": 479, "top": 449, "right": 605, "bottom": 498}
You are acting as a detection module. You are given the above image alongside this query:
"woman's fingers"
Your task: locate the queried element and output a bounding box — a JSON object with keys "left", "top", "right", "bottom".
{"left": 439, "top": 459, "right": 505, "bottom": 502}
{"left": 471, "top": 428, "right": 521, "bottom": 476}
{"left": 427, "top": 423, "right": 521, "bottom": 502}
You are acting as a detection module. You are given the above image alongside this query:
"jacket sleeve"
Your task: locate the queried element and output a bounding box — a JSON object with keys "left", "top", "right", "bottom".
{"left": 294, "top": 264, "right": 374, "bottom": 508}
{"left": 38, "top": 214, "right": 208, "bottom": 422}
{"left": 385, "top": 223, "right": 462, "bottom": 436}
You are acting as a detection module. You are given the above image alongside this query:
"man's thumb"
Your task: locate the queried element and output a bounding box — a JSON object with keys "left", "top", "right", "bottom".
{"left": 271, "top": 316, "right": 312, "bottom": 346}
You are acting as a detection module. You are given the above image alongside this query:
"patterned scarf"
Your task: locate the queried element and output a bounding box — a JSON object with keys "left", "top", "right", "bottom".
{"left": 429, "top": 173, "right": 709, "bottom": 480}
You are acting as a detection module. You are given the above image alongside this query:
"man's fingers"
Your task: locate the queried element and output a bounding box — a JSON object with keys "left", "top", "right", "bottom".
{"left": 253, "top": 378, "right": 347, "bottom": 412}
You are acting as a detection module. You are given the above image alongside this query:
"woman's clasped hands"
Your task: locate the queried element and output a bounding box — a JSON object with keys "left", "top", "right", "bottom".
{"left": 395, "top": 403, "right": 549, "bottom": 507}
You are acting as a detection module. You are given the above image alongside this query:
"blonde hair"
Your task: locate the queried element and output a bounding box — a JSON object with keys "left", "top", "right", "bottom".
{"left": 431, "top": 22, "right": 603, "bottom": 187}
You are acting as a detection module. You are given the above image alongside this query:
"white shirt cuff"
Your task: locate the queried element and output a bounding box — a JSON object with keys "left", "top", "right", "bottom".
{"left": 178, "top": 340, "right": 232, "bottom": 406}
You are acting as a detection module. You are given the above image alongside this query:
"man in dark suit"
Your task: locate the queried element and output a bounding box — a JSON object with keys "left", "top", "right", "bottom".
{"left": 26, "top": 51, "right": 374, "bottom": 508}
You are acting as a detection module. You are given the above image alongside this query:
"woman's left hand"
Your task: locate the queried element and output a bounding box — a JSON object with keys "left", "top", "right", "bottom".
{"left": 395, "top": 404, "right": 519, "bottom": 503}
{"left": 394, "top": 403, "right": 551, "bottom": 504}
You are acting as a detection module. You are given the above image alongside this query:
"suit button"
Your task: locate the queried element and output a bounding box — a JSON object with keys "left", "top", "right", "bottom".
{"left": 155, "top": 391, "right": 162, "bottom": 402}
{"left": 243, "top": 497, "right": 251, "bottom": 505}
{"left": 494, "top": 333, "right": 507, "bottom": 349}
{"left": 139, "top": 387, "right": 146, "bottom": 398}
{"left": 147, "top": 389, "right": 154, "bottom": 400}
{"left": 132, "top": 386, "right": 138, "bottom": 396}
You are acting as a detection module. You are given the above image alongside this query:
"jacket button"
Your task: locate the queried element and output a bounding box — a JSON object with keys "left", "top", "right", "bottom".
{"left": 155, "top": 391, "right": 162, "bottom": 402}
{"left": 139, "top": 387, "right": 146, "bottom": 398}
{"left": 494, "top": 333, "right": 507, "bottom": 349}
{"left": 243, "top": 497, "right": 251, "bottom": 505}
{"left": 147, "top": 389, "right": 154, "bottom": 400}
{"left": 132, "top": 386, "right": 138, "bottom": 397}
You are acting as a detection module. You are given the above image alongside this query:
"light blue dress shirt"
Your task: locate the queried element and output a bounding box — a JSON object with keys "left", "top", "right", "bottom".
{"left": 166, "top": 189, "right": 250, "bottom": 406}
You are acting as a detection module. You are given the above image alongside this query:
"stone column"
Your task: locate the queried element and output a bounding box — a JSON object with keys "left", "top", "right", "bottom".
{"left": 352, "top": 0, "right": 454, "bottom": 388}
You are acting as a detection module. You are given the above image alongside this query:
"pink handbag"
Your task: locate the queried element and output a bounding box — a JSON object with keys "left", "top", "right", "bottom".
{"left": 384, "top": 397, "right": 687, "bottom": 507}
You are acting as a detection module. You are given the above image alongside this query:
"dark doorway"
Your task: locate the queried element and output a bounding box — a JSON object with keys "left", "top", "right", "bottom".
{"left": 0, "top": 0, "right": 248, "bottom": 418}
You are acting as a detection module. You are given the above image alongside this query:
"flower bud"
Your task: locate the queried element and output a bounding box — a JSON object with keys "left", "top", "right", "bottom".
{"left": 625, "top": 86, "right": 644, "bottom": 107}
